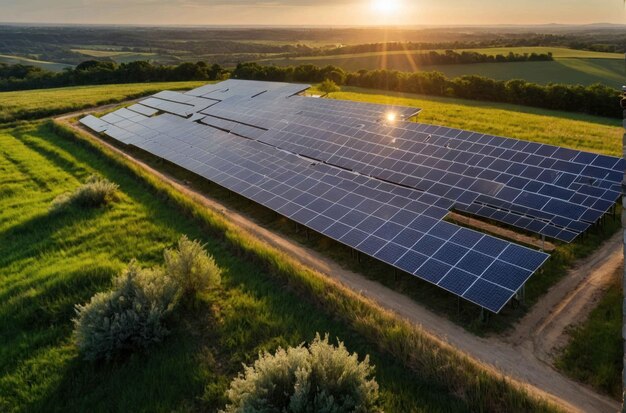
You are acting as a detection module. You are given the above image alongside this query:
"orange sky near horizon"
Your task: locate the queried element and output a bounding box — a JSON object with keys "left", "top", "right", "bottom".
{"left": 1, "top": 0, "right": 625, "bottom": 26}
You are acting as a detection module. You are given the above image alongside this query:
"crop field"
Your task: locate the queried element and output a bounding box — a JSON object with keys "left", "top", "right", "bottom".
{"left": 261, "top": 47, "right": 626, "bottom": 87}
{"left": 0, "top": 81, "right": 206, "bottom": 123}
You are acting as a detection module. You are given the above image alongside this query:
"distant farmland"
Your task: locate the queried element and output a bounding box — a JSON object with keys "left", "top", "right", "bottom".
{"left": 261, "top": 47, "right": 626, "bottom": 88}
{"left": 0, "top": 54, "right": 72, "bottom": 72}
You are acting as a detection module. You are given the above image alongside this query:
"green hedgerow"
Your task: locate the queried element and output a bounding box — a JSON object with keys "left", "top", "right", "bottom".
{"left": 52, "top": 174, "right": 118, "bottom": 210}
{"left": 223, "top": 333, "right": 381, "bottom": 413}
{"left": 164, "top": 235, "right": 221, "bottom": 301}
{"left": 73, "top": 261, "right": 179, "bottom": 361}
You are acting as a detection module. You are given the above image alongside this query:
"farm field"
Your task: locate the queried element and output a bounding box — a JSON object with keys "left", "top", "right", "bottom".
{"left": 0, "top": 81, "right": 206, "bottom": 123}
{"left": 71, "top": 49, "right": 180, "bottom": 64}
{"left": 261, "top": 47, "right": 626, "bottom": 87}
{"left": 0, "top": 54, "right": 72, "bottom": 72}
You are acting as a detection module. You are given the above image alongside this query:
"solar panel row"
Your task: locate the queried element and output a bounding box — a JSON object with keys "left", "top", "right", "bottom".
{"left": 81, "top": 109, "right": 548, "bottom": 313}
{"left": 198, "top": 95, "right": 621, "bottom": 242}
{"left": 78, "top": 79, "right": 620, "bottom": 313}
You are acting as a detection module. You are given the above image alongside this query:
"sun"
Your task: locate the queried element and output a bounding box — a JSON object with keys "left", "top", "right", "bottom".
{"left": 371, "top": 0, "right": 401, "bottom": 14}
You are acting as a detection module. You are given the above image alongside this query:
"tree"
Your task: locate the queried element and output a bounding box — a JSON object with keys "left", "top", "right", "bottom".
{"left": 223, "top": 334, "right": 381, "bottom": 413}
{"left": 319, "top": 79, "right": 340, "bottom": 96}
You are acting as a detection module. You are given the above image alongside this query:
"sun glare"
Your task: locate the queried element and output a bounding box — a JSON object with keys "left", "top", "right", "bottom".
{"left": 371, "top": 0, "right": 401, "bottom": 14}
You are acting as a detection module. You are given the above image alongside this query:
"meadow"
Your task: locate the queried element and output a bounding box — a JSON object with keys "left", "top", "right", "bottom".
{"left": 0, "top": 121, "right": 465, "bottom": 412}
{"left": 0, "top": 81, "right": 206, "bottom": 123}
{"left": 0, "top": 115, "right": 563, "bottom": 412}
{"left": 317, "top": 86, "right": 623, "bottom": 156}
{"left": 261, "top": 47, "right": 625, "bottom": 88}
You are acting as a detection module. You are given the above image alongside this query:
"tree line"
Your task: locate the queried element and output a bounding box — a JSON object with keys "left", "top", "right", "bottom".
{"left": 0, "top": 61, "right": 228, "bottom": 90}
{"left": 0, "top": 60, "right": 621, "bottom": 119}
{"left": 231, "top": 63, "right": 621, "bottom": 119}
{"left": 304, "top": 49, "right": 553, "bottom": 65}
{"left": 305, "top": 42, "right": 555, "bottom": 59}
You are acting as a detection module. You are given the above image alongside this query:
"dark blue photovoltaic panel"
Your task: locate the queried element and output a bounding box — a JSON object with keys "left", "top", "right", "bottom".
{"left": 80, "top": 80, "right": 595, "bottom": 313}
{"left": 199, "top": 95, "right": 620, "bottom": 243}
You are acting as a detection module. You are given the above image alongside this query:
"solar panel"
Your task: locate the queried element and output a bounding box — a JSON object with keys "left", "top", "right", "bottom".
{"left": 80, "top": 79, "right": 622, "bottom": 313}
{"left": 79, "top": 115, "right": 109, "bottom": 133}
{"left": 127, "top": 104, "right": 158, "bottom": 117}
{"left": 194, "top": 98, "right": 619, "bottom": 242}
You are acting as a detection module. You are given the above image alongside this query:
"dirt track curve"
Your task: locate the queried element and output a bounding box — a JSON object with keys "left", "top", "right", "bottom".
{"left": 57, "top": 109, "right": 622, "bottom": 413}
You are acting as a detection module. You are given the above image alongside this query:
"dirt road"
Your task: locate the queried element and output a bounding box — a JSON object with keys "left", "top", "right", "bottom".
{"left": 57, "top": 111, "right": 621, "bottom": 413}
{"left": 507, "top": 232, "right": 623, "bottom": 364}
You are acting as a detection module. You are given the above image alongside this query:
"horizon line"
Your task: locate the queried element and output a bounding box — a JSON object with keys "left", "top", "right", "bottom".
{"left": 1, "top": 22, "right": 625, "bottom": 29}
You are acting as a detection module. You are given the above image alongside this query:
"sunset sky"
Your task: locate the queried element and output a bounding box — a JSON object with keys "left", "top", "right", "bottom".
{"left": 1, "top": 0, "right": 625, "bottom": 26}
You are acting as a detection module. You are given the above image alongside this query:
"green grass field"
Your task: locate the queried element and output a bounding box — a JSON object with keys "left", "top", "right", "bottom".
{"left": 0, "top": 81, "right": 206, "bottom": 123}
{"left": 0, "top": 121, "right": 475, "bottom": 412}
{"left": 0, "top": 82, "right": 618, "bottom": 411}
{"left": 0, "top": 54, "right": 72, "bottom": 72}
{"left": 556, "top": 267, "right": 622, "bottom": 399}
{"left": 319, "top": 86, "right": 623, "bottom": 156}
{"left": 261, "top": 47, "right": 626, "bottom": 88}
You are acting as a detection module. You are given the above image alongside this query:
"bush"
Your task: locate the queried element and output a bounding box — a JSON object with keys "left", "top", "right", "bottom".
{"left": 73, "top": 235, "right": 219, "bottom": 360}
{"left": 73, "top": 261, "right": 179, "bottom": 361}
{"left": 72, "top": 175, "right": 119, "bottom": 207}
{"left": 52, "top": 174, "right": 118, "bottom": 210}
{"left": 319, "top": 79, "right": 340, "bottom": 96}
{"left": 223, "top": 333, "right": 381, "bottom": 413}
{"left": 164, "top": 235, "right": 221, "bottom": 301}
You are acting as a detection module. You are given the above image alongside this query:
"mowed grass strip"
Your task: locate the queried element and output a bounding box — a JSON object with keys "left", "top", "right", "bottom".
{"left": 0, "top": 121, "right": 481, "bottom": 413}
{"left": 317, "top": 86, "right": 623, "bottom": 156}
{"left": 0, "top": 81, "right": 206, "bottom": 124}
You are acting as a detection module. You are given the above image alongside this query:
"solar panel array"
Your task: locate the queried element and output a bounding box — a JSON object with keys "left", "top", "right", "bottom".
{"left": 79, "top": 79, "right": 622, "bottom": 313}
{"left": 198, "top": 96, "right": 622, "bottom": 242}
